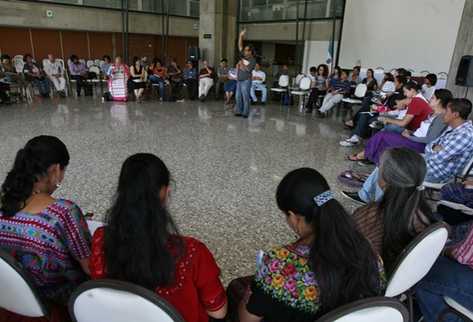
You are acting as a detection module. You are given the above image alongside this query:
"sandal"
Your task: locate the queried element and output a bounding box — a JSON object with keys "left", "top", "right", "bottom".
{"left": 337, "top": 170, "right": 367, "bottom": 188}
{"left": 346, "top": 153, "right": 366, "bottom": 162}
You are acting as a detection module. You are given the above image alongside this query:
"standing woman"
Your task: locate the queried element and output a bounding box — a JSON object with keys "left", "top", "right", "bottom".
{"left": 237, "top": 168, "right": 384, "bottom": 322}
{"left": 129, "top": 56, "right": 146, "bottom": 102}
{"left": 0, "top": 136, "right": 91, "bottom": 303}
{"left": 105, "top": 56, "right": 130, "bottom": 102}
{"left": 90, "top": 153, "right": 227, "bottom": 322}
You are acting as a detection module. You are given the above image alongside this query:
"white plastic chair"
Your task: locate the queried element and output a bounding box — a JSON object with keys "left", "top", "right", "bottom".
{"left": 359, "top": 68, "right": 368, "bottom": 82}
{"left": 293, "top": 73, "right": 305, "bottom": 88}
{"left": 271, "top": 75, "right": 289, "bottom": 92}
{"left": 290, "top": 76, "right": 312, "bottom": 111}
{"left": 373, "top": 69, "right": 385, "bottom": 86}
{"left": 424, "top": 154, "right": 473, "bottom": 191}
{"left": 0, "top": 249, "right": 49, "bottom": 318}
{"left": 316, "top": 297, "right": 409, "bottom": 322}
{"left": 69, "top": 279, "right": 185, "bottom": 322}
{"left": 342, "top": 83, "right": 367, "bottom": 105}
{"left": 385, "top": 222, "right": 449, "bottom": 320}
{"left": 12, "top": 55, "right": 24, "bottom": 73}
{"left": 438, "top": 296, "right": 473, "bottom": 322}
{"left": 436, "top": 72, "right": 448, "bottom": 89}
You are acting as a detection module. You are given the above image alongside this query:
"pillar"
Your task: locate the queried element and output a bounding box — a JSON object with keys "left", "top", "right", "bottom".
{"left": 447, "top": 0, "right": 473, "bottom": 102}
{"left": 199, "top": 0, "right": 238, "bottom": 67}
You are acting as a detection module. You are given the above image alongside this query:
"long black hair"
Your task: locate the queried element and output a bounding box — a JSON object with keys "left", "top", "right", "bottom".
{"left": 378, "top": 148, "right": 434, "bottom": 272}
{"left": 276, "top": 168, "right": 382, "bottom": 314}
{"left": 0, "top": 136, "right": 70, "bottom": 217}
{"left": 104, "top": 153, "right": 182, "bottom": 290}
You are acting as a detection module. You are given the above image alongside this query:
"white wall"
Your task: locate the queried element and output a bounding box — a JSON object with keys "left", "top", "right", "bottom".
{"left": 339, "top": 0, "right": 465, "bottom": 74}
{"left": 302, "top": 40, "right": 338, "bottom": 73}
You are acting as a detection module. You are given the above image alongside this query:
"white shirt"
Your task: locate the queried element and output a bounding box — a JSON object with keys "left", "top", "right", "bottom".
{"left": 422, "top": 84, "right": 435, "bottom": 101}
{"left": 44, "top": 60, "right": 63, "bottom": 77}
{"left": 252, "top": 70, "right": 266, "bottom": 84}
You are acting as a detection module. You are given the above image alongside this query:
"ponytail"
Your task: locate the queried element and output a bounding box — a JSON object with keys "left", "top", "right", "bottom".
{"left": 276, "top": 168, "right": 383, "bottom": 315}
{"left": 0, "top": 136, "right": 70, "bottom": 216}
{"left": 310, "top": 199, "right": 382, "bottom": 314}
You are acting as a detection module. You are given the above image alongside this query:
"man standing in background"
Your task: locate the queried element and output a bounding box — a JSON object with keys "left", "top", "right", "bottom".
{"left": 235, "top": 29, "right": 256, "bottom": 118}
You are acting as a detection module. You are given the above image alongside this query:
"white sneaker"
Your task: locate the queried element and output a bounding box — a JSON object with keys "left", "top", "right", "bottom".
{"left": 339, "top": 135, "right": 360, "bottom": 147}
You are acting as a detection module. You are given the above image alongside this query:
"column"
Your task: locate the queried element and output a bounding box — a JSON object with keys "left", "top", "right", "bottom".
{"left": 447, "top": 0, "right": 473, "bottom": 101}
{"left": 199, "top": 0, "right": 238, "bottom": 67}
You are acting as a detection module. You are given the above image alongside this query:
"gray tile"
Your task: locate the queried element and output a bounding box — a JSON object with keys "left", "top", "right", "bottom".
{"left": 0, "top": 97, "right": 364, "bottom": 284}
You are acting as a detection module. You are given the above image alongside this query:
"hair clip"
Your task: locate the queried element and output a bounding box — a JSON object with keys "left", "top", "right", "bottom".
{"left": 314, "top": 190, "right": 333, "bottom": 207}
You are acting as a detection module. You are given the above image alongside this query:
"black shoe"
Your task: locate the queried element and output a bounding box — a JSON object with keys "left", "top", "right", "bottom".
{"left": 341, "top": 191, "right": 367, "bottom": 205}
{"left": 358, "top": 160, "right": 375, "bottom": 166}
{"left": 234, "top": 113, "right": 242, "bottom": 117}
{"left": 316, "top": 110, "right": 326, "bottom": 118}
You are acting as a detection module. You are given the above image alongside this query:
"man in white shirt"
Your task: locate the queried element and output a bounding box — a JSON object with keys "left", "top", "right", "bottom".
{"left": 44, "top": 54, "right": 66, "bottom": 96}
{"left": 250, "top": 63, "right": 267, "bottom": 104}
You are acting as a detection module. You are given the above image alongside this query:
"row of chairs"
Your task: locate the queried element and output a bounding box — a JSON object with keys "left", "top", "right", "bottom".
{"left": 2, "top": 221, "right": 468, "bottom": 322}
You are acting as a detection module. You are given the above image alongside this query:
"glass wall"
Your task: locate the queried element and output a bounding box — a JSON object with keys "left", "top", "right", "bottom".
{"left": 29, "top": 0, "right": 200, "bottom": 17}
{"left": 240, "top": 0, "right": 344, "bottom": 22}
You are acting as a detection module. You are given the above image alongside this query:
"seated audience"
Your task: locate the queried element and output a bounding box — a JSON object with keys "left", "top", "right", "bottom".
{"left": 0, "top": 54, "right": 14, "bottom": 104}
{"left": 44, "top": 54, "right": 67, "bottom": 97}
{"left": 104, "top": 56, "right": 129, "bottom": 102}
{"left": 250, "top": 63, "right": 267, "bottom": 105}
{"left": 237, "top": 168, "right": 385, "bottom": 322}
{"left": 274, "top": 64, "right": 289, "bottom": 85}
{"left": 305, "top": 64, "right": 329, "bottom": 113}
{"left": 352, "top": 148, "right": 434, "bottom": 272}
{"left": 224, "top": 67, "right": 238, "bottom": 105}
{"left": 422, "top": 73, "right": 437, "bottom": 101}
{"left": 216, "top": 58, "right": 229, "bottom": 99}
{"left": 23, "top": 54, "right": 50, "bottom": 98}
{"left": 89, "top": 153, "right": 227, "bottom": 322}
{"left": 0, "top": 135, "right": 91, "bottom": 303}
{"left": 317, "top": 69, "right": 351, "bottom": 117}
{"left": 347, "top": 98, "right": 473, "bottom": 203}
{"left": 68, "top": 55, "right": 90, "bottom": 96}
{"left": 362, "top": 68, "right": 378, "bottom": 92}
{"left": 377, "top": 81, "right": 432, "bottom": 134}
{"left": 183, "top": 60, "right": 198, "bottom": 100}
{"left": 148, "top": 58, "right": 168, "bottom": 101}
{"left": 167, "top": 58, "right": 183, "bottom": 101}
{"left": 199, "top": 60, "right": 214, "bottom": 101}
{"left": 129, "top": 56, "right": 146, "bottom": 102}
{"left": 343, "top": 89, "right": 452, "bottom": 164}
{"left": 101, "top": 55, "right": 112, "bottom": 77}
{"left": 349, "top": 65, "right": 362, "bottom": 84}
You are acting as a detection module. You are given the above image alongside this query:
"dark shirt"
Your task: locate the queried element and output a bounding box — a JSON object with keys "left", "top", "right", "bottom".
{"left": 330, "top": 78, "right": 351, "bottom": 94}
{"left": 199, "top": 67, "right": 213, "bottom": 78}
{"left": 238, "top": 52, "right": 256, "bottom": 81}
{"left": 167, "top": 65, "right": 182, "bottom": 81}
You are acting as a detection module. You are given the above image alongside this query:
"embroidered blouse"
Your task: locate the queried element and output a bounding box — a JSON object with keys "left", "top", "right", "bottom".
{"left": 0, "top": 199, "right": 91, "bottom": 303}
{"left": 246, "top": 242, "right": 385, "bottom": 322}
{"left": 90, "top": 228, "right": 227, "bottom": 322}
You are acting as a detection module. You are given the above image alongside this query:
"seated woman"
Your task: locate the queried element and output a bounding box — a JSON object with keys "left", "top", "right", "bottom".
{"left": 305, "top": 64, "right": 329, "bottom": 113}
{"left": 104, "top": 56, "right": 130, "bottom": 102}
{"left": 23, "top": 54, "right": 50, "bottom": 98}
{"left": 346, "top": 89, "right": 452, "bottom": 163}
{"left": 352, "top": 148, "right": 435, "bottom": 272}
{"left": 362, "top": 68, "right": 378, "bottom": 93}
{"left": 224, "top": 67, "right": 238, "bottom": 105}
{"left": 128, "top": 56, "right": 146, "bottom": 102}
{"left": 148, "top": 58, "right": 168, "bottom": 101}
{"left": 89, "top": 153, "right": 227, "bottom": 322}
{"left": 237, "top": 168, "right": 385, "bottom": 322}
{"left": 317, "top": 69, "right": 351, "bottom": 117}
{"left": 0, "top": 136, "right": 91, "bottom": 304}
{"left": 377, "top": 81, "right": 432, "bottom": 134}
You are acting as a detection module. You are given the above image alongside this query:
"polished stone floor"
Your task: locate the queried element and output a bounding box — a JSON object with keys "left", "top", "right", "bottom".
{"left": 0, "top": 97, "right": 367, "bottom": 284}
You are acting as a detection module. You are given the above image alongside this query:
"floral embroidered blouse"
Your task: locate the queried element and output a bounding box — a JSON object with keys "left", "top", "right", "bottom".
{"left": 246, "top": 242, "right": 385, "bottom": 322}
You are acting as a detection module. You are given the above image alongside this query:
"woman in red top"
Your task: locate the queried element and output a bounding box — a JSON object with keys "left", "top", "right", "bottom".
{"left": 89, "top": 153, "right": 227, "bottom": 322}
{"left": 379, "top": 81, "right": 432, "bottom": 133}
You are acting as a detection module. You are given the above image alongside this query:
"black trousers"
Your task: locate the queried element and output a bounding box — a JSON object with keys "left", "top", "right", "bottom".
{"left": 306, "top": 88, "right": 326, "bottom": 111}
{"left": 184, "top": 79, "right": 198, "bottom": 100}
{"left": 71, "top": 75, "right": 91, "bottom": 96}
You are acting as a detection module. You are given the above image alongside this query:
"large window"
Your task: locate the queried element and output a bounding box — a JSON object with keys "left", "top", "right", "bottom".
{"left": 239, "top": 0, "right": 344, "bottom": 22}
{"left": 27, "top": 0, "right": 200, "bottom": 17}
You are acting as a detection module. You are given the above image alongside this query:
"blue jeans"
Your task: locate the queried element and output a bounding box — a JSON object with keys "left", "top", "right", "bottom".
{"left": 415, "top": 257, "right": 473, "bottom": 322}
{"left": 250, "top": 82, "right": 267, "bottom": 103}
{"left": 358, "top": 161, "right": 446, "bottom": 203}
{"left": 236, "top": 80, "right": 252, "bottom": 116}
{"left": 384, "top": 124, "right": 405, "bottom": 134}
{"left": 149, "top": 75, "right": 165, "bottom": 99}
{"left": 32, "top": 78, "right": 50, "bottom": 96}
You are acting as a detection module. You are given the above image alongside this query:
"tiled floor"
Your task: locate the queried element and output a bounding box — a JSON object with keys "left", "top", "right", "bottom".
{"left": 0, "top": 97, "right": 367, "bottom": 284}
